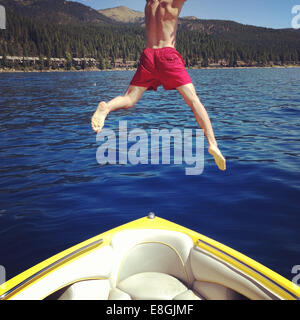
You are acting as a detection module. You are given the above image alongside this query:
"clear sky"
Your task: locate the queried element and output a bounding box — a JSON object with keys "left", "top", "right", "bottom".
{"left": 75, "top": 0, "right": 299, "bottom": 29}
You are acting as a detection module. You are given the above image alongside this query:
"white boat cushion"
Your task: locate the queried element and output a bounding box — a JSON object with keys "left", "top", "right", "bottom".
{"left": 110, "top": 229, "right": 194, "bottom": 287}
{"left": 115, "top": 242, "right": 190, "bottom": 285}
{"left": 173, "top": 290, "right": 202, "bottom": 300}
{"left": 117, "top": 272, "right": 188, "bottom": 300}
{"left": 193, "top": 281, "right": 244, "bottom": 300}
{"left": 190, "top": 247, "right": 274, "bottom": 300}
{"left": 108, "top": 288, "right": 132, "bottom": 300}
{"left": 58, "top": 280, "right": 111, "bottom": 300}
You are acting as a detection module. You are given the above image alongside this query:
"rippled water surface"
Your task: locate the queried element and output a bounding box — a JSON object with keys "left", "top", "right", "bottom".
{"left": 0, "top": 68, "right": 300, "bottom": 281}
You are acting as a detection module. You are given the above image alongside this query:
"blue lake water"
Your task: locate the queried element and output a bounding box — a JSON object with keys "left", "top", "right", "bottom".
{"left": 0, "top": 68, "right": 300, "bottom": 282}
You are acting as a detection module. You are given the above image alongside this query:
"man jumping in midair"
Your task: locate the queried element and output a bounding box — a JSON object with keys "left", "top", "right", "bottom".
{"left": 91, "top": 0, "right": 226, "bottom": 171}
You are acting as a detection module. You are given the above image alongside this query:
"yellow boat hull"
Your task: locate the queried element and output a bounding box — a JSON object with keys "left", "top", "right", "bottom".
{"left": 0, "top": 214, "right": 299, "bottom": 300}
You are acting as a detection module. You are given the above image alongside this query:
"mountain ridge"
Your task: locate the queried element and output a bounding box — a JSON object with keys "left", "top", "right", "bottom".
{"left": 0, "top": 0, "right": 114, "bottom": 25}
{"left": 98, "top": 6, "right": 145, "bottom": 24}
{"left": 97, "top": 5, "right": 300, "bottom": 50}
{"left": 98, "top": 5, "right": 298, "bottom": 33}
{"left": 0, "top": 1, "right": 299, "bottom": 71}
{"left": 0, "top": 0, "right": 298, "bottom": 32}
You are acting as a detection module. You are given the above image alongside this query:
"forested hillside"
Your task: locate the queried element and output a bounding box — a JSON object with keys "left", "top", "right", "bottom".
{"left": 0, "top": 0, "right": 113, "bottom": 25}
{"left": 0, "top": 4, "right": 300, "bottom": 71}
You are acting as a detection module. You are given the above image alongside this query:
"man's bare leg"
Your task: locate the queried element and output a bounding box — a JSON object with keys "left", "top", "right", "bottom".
{"left": 91, "top": 85, "right": 148, "bottom": 133}
{"left": 177, "top": 83, "right": 226, "bottom": 171}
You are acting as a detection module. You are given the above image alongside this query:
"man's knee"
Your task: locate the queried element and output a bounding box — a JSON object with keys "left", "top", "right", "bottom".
{"left": 124, "top": 91, "right": 141, "bottom": 108}
{"left": 123, "top": 94, "right": 137, "bottom": 109}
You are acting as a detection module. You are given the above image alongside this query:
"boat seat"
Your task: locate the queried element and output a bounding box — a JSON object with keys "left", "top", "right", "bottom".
{"left": 42, "top": 230, "right": 259, "bottom": 300}
{"left": 57, "top": 273, "right": 202, "bottom": 300}
{"left": 109, "top": 229, "right": 195, "bottom": 287}
{"left": 116, "top": 272, "right": 201, "bottom": 300}
{"left": 108, "top": 288, "right": 132, "bottom": 300}
{"left": 58, "top": 280, "right": 111, "bottom": 300}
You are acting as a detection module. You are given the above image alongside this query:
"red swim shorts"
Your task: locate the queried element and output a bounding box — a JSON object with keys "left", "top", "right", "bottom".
{"left": 130, "top": 47, "right": 192, "bottom": 91}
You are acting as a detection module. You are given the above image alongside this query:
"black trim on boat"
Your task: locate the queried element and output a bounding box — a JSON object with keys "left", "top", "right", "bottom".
{"left": 0, "top": 239, "right": 103, "bottom": 300}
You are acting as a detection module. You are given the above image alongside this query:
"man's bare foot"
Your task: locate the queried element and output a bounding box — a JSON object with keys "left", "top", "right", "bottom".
{"left": 208, "top": 145, "right": 226, "bottom": 171}
{"left": 91, "top": 102, "right": 110, "bottom": 133}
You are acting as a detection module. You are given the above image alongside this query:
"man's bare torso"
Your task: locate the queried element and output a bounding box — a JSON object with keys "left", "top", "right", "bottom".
{"left": 145, "top": 0, "right": 186, "bottom": 49}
